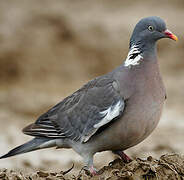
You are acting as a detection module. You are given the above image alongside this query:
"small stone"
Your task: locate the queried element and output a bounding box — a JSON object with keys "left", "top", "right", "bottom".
{"left": 1, "top": 168, "right": 7, "bottom": 173}
{"left": 13, "top": 174, "right": 22, "bottom": 180}
{"left": 56, "top": 173, "right": 64, "bottom": 178}
{"left": 0, "top": 172, "right": 6, "bottom": 178}
{"left": 50, "top": 172, "right": 57, "bottom": 176}
{"left": 111, "top": 169, "right": 120, "bottom": 176}
{"left": 147, "top": 156, "right": 153, "bottom": 162}
{"left": 37, "top": 171, "right": 49, "bottom": 177}
{"left": 121, "top": 171, "right": 133, "bottom": 177}
{"left": 141, "top": 164, "right": 150, "bottom": 171}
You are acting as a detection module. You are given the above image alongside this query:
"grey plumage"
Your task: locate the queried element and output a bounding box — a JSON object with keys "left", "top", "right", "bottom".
{"left": 0, "top": 138, "right": 56, "bottom": 159}
{"left": 0, "top": 16, "right": 177, "bottom": 174}
{"left": 23, "top": 78, "right": 125, "bottom": 143}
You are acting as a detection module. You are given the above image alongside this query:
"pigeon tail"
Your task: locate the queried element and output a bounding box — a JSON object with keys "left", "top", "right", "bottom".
{"left": 0, "top": 138, "right": 56, "bottom": 159}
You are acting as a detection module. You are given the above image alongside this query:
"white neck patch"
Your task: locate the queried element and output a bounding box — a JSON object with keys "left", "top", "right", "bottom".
{"left": 124, "top": 45, "right": 143, "bottom": 67}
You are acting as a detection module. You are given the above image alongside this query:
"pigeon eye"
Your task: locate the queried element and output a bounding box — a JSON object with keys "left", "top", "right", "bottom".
{"left": 148, "top": 25, "right": 154, "bottom": 31}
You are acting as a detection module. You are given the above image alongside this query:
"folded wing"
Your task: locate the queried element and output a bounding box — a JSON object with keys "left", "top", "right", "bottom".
{"left": 23, "top": 77, "right": 125, "bottom": 143}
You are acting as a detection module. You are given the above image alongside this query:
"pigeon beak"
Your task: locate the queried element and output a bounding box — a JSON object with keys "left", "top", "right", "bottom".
{"left": 163, "top": 29, "right": 178, "bottom": 41}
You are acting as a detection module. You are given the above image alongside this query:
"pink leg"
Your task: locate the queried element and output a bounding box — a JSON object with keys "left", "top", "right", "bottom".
{"left": 89, "top": 166, "right": 98, "bottom": 176}
{"left": 112, "top": 150, "right": 132, "bottom": 163}
{"left": 82, "top": 155, "right": 98, "bottom": 176}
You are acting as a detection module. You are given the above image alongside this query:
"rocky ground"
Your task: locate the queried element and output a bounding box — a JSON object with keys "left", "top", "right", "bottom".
{"left": 0, "top": 0, "right": 184, "bottom": 179}
{"left": 1, "top": 154, "right": 184, "bottom": 179}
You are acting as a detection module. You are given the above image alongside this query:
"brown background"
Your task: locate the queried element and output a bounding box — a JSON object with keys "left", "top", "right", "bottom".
{"left": 0, "top": 0, "right": 184, "bottom": 174}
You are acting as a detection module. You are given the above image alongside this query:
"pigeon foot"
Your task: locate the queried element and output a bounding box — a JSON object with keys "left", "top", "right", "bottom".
{"left": 113, "top": 150, "right": 132, "bottom": 163}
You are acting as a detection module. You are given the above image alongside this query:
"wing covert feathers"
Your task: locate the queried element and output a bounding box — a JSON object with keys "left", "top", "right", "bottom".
{"left": 23, "top": 78, "right": 125, "bottom": 143}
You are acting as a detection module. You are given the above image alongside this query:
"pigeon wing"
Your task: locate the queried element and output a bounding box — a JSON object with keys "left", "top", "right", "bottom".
{"left": 23, "top": 77, "right": 125, "bottom": 143}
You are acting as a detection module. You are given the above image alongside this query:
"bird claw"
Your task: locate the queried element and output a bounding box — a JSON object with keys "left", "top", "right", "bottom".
{"left": 120, "top": 152, "right": 132, "bottom": 163}
{"left": 89, "top": 166, "right": 98, "bottom": 176}
{"left": 113, "top": 150, "right": 132, "bottom": 163}
{"left": 82, "top": 165, "right": 98, "bottom": 176}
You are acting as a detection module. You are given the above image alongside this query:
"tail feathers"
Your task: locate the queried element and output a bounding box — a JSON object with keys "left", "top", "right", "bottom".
{"left": 0, "top": 138, "right": 56, "bottom": 159}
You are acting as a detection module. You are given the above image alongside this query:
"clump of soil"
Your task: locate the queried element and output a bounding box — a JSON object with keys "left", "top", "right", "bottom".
{"left": 1, "top": 154, "right": 184, "bottom": 180}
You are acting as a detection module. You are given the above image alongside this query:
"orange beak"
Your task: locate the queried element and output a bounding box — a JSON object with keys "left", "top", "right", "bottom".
{"left": 164, "top": 29, "right": 178, "bottom": 41}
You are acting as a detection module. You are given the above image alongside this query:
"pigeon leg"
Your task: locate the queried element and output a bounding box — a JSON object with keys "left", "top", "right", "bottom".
{"left": 82, "top": 154, "right": 98, "bottom": 176}
{"left": 82, "top": 165, "right": 98, "bottom": 176}
{"left": 112, "top": 150, "right": 132, "bottom": 163}
{"left": 89, "top": 166, "right": 98, "bottom": 176}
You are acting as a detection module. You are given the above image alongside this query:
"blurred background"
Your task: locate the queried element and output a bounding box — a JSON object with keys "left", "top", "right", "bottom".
{"left": 0, "top": 0, "right": 184, "bottom": 175}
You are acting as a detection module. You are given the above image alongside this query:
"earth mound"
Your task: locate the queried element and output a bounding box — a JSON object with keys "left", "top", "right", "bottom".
{"left": 1, "top": 154, "right": 184, "bottom": 180}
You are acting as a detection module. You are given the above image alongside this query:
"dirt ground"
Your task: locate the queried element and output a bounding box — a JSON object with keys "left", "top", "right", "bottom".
{"left": 0, "top": 0, "right": 184, "bottom": 179}
{"left": 1, "top": 154, "right": 184, "bottom": 179}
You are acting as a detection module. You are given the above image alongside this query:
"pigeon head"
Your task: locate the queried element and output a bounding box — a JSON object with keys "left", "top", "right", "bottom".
{"left": 124, "top": 16, "right": 177, "bottom": 67}
{"left": 130, "top": 16, "right": 177, "bottom": 47}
